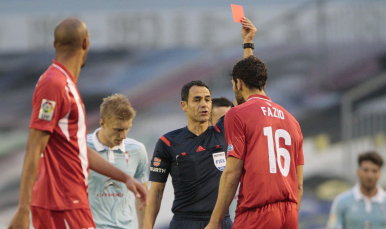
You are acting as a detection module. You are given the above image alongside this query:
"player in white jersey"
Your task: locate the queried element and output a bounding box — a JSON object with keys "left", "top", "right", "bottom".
{"left": 87, "top": 94, "right": 149, "bottom": 229}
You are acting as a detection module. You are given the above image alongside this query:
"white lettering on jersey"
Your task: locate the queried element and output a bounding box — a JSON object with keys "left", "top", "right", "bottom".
{"left": 261, "top": 107, "right": 285, "bottom": 119}
{"left": 150, "top": 167, "right": 166, "bottom": 173}
{"left": 267, "top": 107, "right": 273, "bottom": 117}
{"left": 38, "top": 99, "right": 56, "bottom": 121}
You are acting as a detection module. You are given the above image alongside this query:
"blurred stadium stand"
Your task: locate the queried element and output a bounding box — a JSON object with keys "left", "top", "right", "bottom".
{"left": 1, "top": 0, "right": 386, "bottom": 228}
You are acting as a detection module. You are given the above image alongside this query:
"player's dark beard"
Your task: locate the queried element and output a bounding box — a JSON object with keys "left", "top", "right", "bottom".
{"left": 235, "top": 90, "right": 245, "bottom": 105}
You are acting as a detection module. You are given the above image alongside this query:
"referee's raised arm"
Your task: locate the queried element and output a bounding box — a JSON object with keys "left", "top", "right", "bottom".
{"left": 241, "top": 17, "right": 257, "bottom": 58}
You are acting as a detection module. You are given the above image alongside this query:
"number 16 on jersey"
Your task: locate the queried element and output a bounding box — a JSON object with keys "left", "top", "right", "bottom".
{"left": 263, "top": 126, "right": 291, "bottom": 177}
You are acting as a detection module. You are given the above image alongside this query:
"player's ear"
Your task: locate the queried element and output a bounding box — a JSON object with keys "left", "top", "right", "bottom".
{"left": 100, "top": 119, "right": 105, "bottom": 128}
{"left": 82, "top": 38, "right": 88, "bottom": 50}
{"left": 181, "top": 101, "right": 187, "bottom": 112}
{"left": 236, "top": 79, "right": 243, "bottom": 91}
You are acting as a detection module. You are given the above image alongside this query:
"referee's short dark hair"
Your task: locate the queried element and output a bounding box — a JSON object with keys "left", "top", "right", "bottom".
{"left": 358, "top": 151, "right": 383, "bottom": 168}
{"left": 181, "top": 80, "right": 210, "bottom": 102}
{"left": 212, "top": 97, "right": 232, "bottom": 109}
{"left": 231, "top": 55, "right": 267, "bottom": 91}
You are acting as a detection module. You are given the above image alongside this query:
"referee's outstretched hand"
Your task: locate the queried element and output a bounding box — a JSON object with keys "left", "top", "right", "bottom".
{"left": 125, "top": 176, "right": 148, "bottom": 209}
{"left": 241, "top": 17, "right": 257, "bottom": 43}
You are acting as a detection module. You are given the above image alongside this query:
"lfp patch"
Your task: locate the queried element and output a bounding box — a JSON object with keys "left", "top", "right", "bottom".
{"left": 38, "top": 99, "right": 56, "bottom": 121}
{"left": 227, "top": 144, "right": 234, "bottom": 151}
{"left": 212, "top": 152, "right": 226, "bottom": 171}
{"left": 153, "top": 157, "right": 161, "bottom": 167}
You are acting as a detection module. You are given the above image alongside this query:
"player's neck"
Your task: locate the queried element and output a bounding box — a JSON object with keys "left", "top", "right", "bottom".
{"left": 360, "top": 185, "right": 378, "bottom": 199}
{"left": 187, "top": 121, "right": 209, "bottom": 136}
{"left": 55, "top": 52, "right": 83, "bottom": 82}
{"left": 242, "top": 89, "right": 266, "bottom": 102}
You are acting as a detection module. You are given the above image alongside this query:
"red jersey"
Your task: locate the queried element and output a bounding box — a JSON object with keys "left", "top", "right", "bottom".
{"left": 30, "top": 60, "right": 90, "bottom": 210}
{"left": 225, "top": 94, "right": 304, "bottom": 215}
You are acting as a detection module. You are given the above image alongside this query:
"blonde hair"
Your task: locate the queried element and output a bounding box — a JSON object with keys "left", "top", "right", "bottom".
{"left": 100, "top": 94, "right": 136, "bottom": 123}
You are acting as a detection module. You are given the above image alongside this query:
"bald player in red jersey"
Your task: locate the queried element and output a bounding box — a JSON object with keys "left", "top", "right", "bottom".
{"left": 8, "top": 18, "right": 147, "bottom": 229}
{"left": 206, "top": 18, "right": 304, "bottom": 229}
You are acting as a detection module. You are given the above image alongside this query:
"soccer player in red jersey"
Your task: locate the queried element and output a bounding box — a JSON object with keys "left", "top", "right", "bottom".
{"left": 206, "top": 18, "right": 304, "bottom": 229}
{"left": 8, "top": 18, "right": 147, "bottom": 229}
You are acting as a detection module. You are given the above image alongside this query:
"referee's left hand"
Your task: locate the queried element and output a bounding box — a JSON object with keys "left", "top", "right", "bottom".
{"left": 125, "top": 176, "right": 148, "bottom": 209}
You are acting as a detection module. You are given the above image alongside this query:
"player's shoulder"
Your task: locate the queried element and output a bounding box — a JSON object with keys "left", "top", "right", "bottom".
{"left": 124, "top": 138, "right": 146, "bottom": 151}
{"left": 86, "top": 134, "right": 95, "bottom": 147}
{"left": 270, "top": 102, "right": 301, "bottom": 127}
{"left": 40, "top": 65, "right": 67, "bottom": 84}
{"left": 225, "top": 104, "right": 245, "bottom": 118}
{"left": 86, "top": 133, "right": 93, "bottom": 141}
{"left": 333, "top": 188, "right": 355, "bottom": 205}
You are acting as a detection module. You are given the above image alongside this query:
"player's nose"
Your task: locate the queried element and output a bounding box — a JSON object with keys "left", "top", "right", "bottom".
{"left": 120, "top": 131, "right": 126, "bottom": 139}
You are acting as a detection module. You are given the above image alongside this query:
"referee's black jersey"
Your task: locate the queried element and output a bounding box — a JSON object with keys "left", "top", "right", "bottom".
{"left": 150, "top": 116, "right": 228, "bottom": 214}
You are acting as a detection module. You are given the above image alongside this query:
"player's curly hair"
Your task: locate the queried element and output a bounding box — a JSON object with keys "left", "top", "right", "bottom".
{"left": 100, "top": 94, "right": 136, "bottom": 123}
{"left": 231, "top": 55, "right": 267, "bottom": 91}
{"left": 358, "top": 151, "right": 383, "bottom": 167}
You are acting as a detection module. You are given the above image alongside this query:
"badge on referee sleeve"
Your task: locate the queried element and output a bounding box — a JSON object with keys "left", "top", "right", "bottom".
{"left": 38, "top": 99, "right": 56, "bottom": 121}
{"left": 213, "top": 152, "right": 226, "bottom": 171}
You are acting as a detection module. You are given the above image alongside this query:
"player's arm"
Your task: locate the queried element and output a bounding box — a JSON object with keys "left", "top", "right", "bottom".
{"left": 88, "top": 146, "right": 147, "bottom": 209}
{"left": 205, "top": 156, "right": 244, "bottom": 229}
{"left": 241, "top": 18, "right": 257, "bottom": 58}
{"left": 8, "top": 129, "right": 50, "bottom": 229}
{"left": 297, "top": 165, "right": 304, "bottom": 210}
{"left": 135, "top": 182, "right": 148, "bottom": 228}
{"left": 143, "top": 182, "right": 166, "bottom": 229}
{"left": 326, "top": 195, "right": 345, "bottom": 229}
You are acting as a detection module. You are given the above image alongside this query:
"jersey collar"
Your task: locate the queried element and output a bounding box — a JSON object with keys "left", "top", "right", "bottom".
{"left": 353, "top": 183, "right": 386, "bottom": 203}
{"left": 92, "top": 128, "right": 126, "bottom": 152}
{"left": 52, "top": 59, "right": 76, "bottom": 84}
{"left": 246, "top": 94, "right": 272, "bottom": 103}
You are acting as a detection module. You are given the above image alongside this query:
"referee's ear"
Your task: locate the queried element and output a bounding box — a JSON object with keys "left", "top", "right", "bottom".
{"left": 181, "top": 101, "right": 188, "bottom": 112}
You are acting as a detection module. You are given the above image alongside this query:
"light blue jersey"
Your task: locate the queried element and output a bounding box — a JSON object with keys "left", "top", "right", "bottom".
{"left": 327, "top": 184, "right": 386, "bottom": 229}
{"left": 87, "top": 128, "right": 149, "bottom": 229}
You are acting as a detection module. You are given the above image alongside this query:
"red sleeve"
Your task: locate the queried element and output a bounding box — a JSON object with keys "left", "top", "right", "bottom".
{"left": 225, "top": 109, "right": 246, "bottom": 160}
{"left": 296, "top": 123, "right": 304, "bottom": 165}
{"left": 29, "top": 74, "right": 69, "bottom": 133}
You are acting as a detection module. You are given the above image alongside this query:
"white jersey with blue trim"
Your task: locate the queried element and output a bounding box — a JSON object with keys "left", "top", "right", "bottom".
{"left": 327, "top": 184, "right": 386, "bottom": 229}
{"left": 87, "top": 128, "right": 149, "bottom": 229}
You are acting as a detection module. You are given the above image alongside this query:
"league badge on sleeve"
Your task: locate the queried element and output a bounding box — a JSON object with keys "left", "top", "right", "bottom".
{"left": 212, "top": 152, "right": 226, "bottom": 171}
{"left": 38, "top": 99, "right": 56, "bottom": 121}
{"left": 153, "top": 157, "right": 161, "bottom": 167}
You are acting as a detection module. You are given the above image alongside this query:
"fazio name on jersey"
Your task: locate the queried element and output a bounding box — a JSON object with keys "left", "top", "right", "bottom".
{"left": 261, "top": 106, "right": 284, "bottom": 120}
{"left": 150, "top": 167, "right": 166, "bottom": 173}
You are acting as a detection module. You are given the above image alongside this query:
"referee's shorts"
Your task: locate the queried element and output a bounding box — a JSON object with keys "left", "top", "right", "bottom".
{"left": 170, "top": 212, "right": 233, "bottom": 229}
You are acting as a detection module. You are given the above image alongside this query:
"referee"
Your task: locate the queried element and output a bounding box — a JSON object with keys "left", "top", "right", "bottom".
{"left": 143, "top": 80, "right": 232, "bottom": 229}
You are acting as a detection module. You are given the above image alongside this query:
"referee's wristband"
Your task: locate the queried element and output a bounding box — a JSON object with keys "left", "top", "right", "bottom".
{"left": 243, "top": 43, "right": 254, "bottom": 49}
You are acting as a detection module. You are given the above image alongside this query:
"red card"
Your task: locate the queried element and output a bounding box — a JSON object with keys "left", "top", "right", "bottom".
{"left": 231, "top": 4, "right": 244, "bottom": 23}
